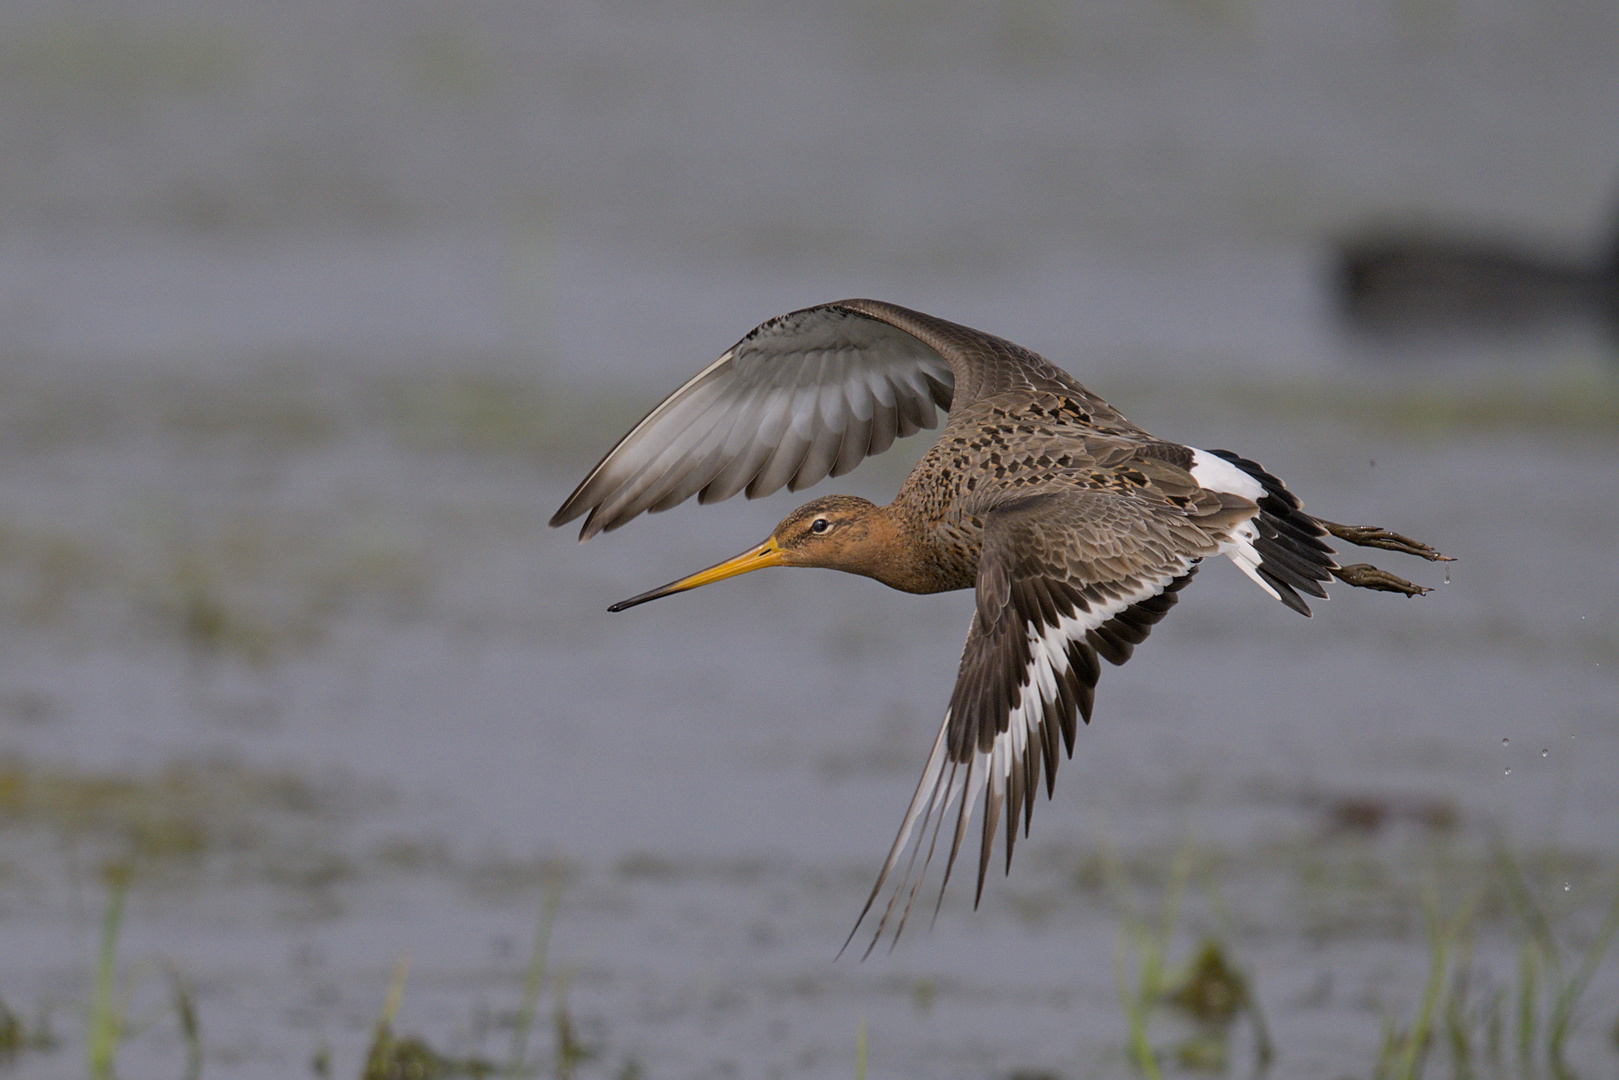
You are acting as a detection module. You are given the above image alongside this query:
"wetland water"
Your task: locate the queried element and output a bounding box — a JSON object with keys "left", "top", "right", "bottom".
{"left": 3, "top": 329, "right": 1615, "bottom": 1080}
{"left": 2, "top": 2, "right": 1618, "bottom": 1077}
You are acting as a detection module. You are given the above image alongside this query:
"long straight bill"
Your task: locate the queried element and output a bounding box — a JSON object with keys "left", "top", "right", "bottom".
{"left": 607, "top": 537, "right": 786, "bottom": 612}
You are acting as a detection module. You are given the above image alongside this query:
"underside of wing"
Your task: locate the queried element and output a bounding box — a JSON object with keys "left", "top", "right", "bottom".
{"left": 846, "top": 489, "right": 1220, "bottom": 956}
{"left": 550, "top": 303, "right": 956, "bottom": 539}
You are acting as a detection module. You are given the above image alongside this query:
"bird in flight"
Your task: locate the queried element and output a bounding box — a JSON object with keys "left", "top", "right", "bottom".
{"left": 550, "top": 299, "right": 1447, "bottom": 955}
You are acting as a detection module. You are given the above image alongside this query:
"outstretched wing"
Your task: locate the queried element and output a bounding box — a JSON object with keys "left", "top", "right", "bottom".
{"left": 846, "top": 486, "right": 1238, "bottom": 956}
{"left": 550, "top": 303, "right": 956, "bottom": 540}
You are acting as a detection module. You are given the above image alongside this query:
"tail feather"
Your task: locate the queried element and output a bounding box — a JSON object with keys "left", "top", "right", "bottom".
{"left": 1205, "top": 449, "right": 1338, "bottom": 616}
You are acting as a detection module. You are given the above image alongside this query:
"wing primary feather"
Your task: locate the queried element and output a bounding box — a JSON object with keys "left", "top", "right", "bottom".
{"left": 890, "top": 760, "right": 961, "bottom": 953}
{"left": 573, "top": 384, "right": 734, "bottom": 534}
{"left": 863, "top": 373, "right": 900, "bottom": 456}
{"left": 980, "top": 770, "right": 1003, "bottom": 905}
{"left": 1022, "top": 731, "right": 1039, "bottom": 836}
{"left": 693, "top": 391, "right": 775, "bottom": 503}
{"left": 935, "top": 757, "right": 975, "bottom": 925}
{"left": 842, "top": 717, "right": 954, "bottom": 960}
{"left": 600, "top": 416, "right": 734, "bottom": 524}
{"left": 787, "top": 382, "right": 846, "bottom": 491}
{"left": 1003, "top": 754, "right": 1021, "bottom": 874}
{"left": 549, "top": 356, "right": 734, "bottom": 530}
{"left": 646, "top": 441, "right": 731, "bottom": 513}
{"left": 704, "top": 392, "right": 794, "bottom": 501}
{"left": 1042, "top": 687, "right": 1065, "bottom": 795}
{"left": 831, "top": 407, "right": 874, "bottom": 478}
{"left": 750, "top": 425, "right": 813, "bottom": 497}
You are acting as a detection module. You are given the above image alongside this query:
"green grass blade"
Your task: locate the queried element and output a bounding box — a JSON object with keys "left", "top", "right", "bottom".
{"left": 1493, "top": 844, "right": 1560, "bottom": 971}
{"left": 87, "top": 866, "right": 131, "bottom": 1080}
{"left": 164, "top": 963, "right": 202, "bottom": 1080}
{"left": 1391, "top": 884, "right": 1447, "bottom": 1080}
{"left": 507, "top": 876, "right": 561, "bottom": 1076}
{"left": 1546, "top": 874, "right": 1619, "bottom": 1066}
{"left": 1515, "top": 940, "right": 1538, "bottom": 1065}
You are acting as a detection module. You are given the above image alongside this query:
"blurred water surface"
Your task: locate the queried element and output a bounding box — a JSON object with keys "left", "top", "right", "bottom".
{"left": 1, "top": 2, "right": 1616, "bottom": 1078}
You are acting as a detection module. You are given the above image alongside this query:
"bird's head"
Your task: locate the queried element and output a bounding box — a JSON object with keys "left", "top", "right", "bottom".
{"left": 607, "top": 495, "right": 885, "bottom": 612}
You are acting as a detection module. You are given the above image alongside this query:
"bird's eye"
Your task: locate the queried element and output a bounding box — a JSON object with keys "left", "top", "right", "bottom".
{"left": 810, "top": 517, "right": 830, "bottom": 534}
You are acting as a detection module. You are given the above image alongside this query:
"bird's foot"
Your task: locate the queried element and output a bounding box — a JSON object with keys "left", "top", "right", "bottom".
{"left": 1318, "top": 520, "right": 1452, "bottom": 563}
{"left": 1332, "top": 562, "right": 1430, "bottom": 597}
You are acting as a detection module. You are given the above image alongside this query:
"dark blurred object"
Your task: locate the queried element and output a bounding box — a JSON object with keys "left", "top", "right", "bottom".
{"left": 1333, "top": 201, "right": 1619, "bottom": 341}
{"left": 1316, "top": 792, "right": 1459, "bottom": 838}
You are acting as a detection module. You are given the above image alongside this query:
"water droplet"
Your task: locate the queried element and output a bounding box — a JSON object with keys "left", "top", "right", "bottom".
{"left": 1504, "top": 768, "right": 1512, "bottom": 776}
{"left": 1564, "top": 883, "right": 1571, "bottom": 892}
{"left": 1541, "top": 748, "right": 1548, "bottom": 757}
{"left": 1502, "top": 738, "right": 1510, "bottom": 747}
{"left": 1443, "top": 565, "right": 1451, "bottom": 585}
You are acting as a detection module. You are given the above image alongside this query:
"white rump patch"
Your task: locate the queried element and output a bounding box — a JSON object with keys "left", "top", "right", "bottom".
{"left": 1188, "top": 448, "right": 1266, "bottom": 500}
{"left": 1188, "top": 448, "right": 1280, "bottom": 602}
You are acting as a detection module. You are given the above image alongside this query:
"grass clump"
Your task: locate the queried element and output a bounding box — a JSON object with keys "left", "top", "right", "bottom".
{"left": 361, "top": 960, "right": 498, "bottom": 1080}
{"left": 0, "top": 995, "right": 57, "bottom": 1068}
{"left": 1106, "top": 840, "right": 1272, "bottom": 1078}
{"left": 1374, "top": 851, "right": 1619, "bottom": 1080}
{"left": 355, "top": 880, "right": 606, "bottom": 1080}
{"left": 1165, "top": 940, "right": 1250, "bottom": 1026}
{"left": 77, "top": 865, "right": 203, "bottom": 1080}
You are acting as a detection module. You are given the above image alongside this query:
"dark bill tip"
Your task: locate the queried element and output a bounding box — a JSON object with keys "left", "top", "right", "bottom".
{"left": 607, "top": 588, "right": 671, "bottom": 613}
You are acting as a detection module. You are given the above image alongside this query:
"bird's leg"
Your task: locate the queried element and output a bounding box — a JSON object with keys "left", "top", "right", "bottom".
{"left": 1315, "top": 518, "right": 1452, "bottom": 598}
{"left": 1318, "top": 520, "right": 1452, "bottom": 563}
{"left": 1331, "top": 563, "right": 1429, "bottom": 596}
